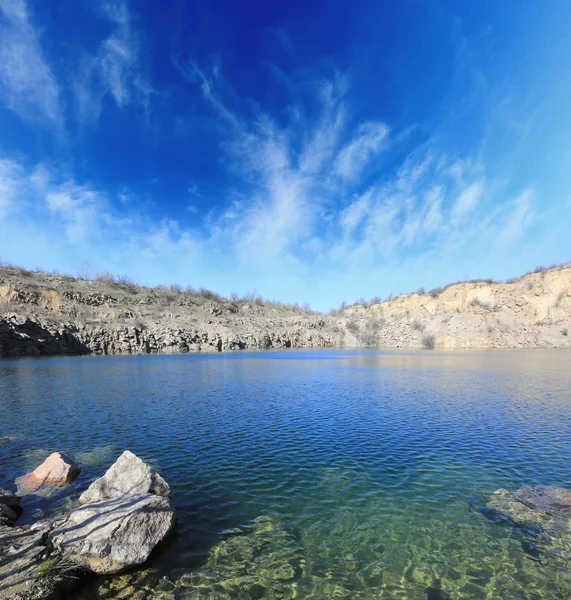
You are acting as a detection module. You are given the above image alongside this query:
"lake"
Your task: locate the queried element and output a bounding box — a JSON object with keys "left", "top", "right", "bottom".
{"left": 1, "top": 349, "right": 571, "bottom": 599}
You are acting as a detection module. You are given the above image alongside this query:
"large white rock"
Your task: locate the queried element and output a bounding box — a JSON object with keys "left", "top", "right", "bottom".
{"left": 79, "top": 450, "right": 170, "bottom": 504}
{"left": 49, "top": 493, "right": 175, "bottom": 574}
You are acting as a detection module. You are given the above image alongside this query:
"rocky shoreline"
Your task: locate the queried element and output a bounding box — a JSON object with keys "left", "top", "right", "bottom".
{"left": 0, "top": 451, "right": 175, "bottom": 599}
{"left": 1, "top": 263, "right": 570, "bottom": 357}
{"left": 4, "top": 446, "right": 571, "bottom": 600}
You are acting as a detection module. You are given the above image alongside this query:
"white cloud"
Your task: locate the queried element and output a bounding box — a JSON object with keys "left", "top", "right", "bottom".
{"left": 0, "top": 0, "right": 61, "bottom": 125}
{"left": 0, "top": 61, "right": 556, "bottom": 309}
{"left": 452, "top": 180, "right": 484, "bottom": 219}
{"left": 75, "top": 0, "right": 150, "bottom": 122}
{"left": 334, "top": 121, "right": 389, "bottom": 180}
{"left": 340, "top": 191, "right": 372, "bottom": 234}
{"left": 0, "top": 159, "right": 21, "bottom": 219}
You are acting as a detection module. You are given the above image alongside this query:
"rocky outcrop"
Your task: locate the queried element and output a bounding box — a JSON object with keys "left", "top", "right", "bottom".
{"left": 0, "top": 314, "right": 89, "bottom": 357}
{"left": 49, "top": 493, "right": 175, "bottom": 574}
{"left": 16, "top": 452, "right": 80, "bottom": 495}
{"left": 1, "top": 448, "right": 175, "bottom": 596}
{"left": 1, "top": 262, "right": 570, "bottom": 355}
{"left": 79, "top": 450, "right": 170, "bottom": 504}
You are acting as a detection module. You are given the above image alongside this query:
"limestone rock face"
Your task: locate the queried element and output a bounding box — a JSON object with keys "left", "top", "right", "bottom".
{"left": 1, "top": 262, "right": 570, "bottom": 355}
{"left": 16, "top": 452, "right": 80, "bottom": 494}
{"left": 79, "top": 450, "right": 170, "bottom": 504}
{"left": 49, "top": 493, "right": 175, "bottom": 574}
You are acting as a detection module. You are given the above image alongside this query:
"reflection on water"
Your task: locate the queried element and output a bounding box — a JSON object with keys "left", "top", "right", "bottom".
{"left": 1, "top": 349, "right": 571, "bottom": 599}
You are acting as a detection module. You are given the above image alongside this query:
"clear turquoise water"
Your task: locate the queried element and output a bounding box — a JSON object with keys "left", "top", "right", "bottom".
{"left": 1, "top": 349, "right": 571, "bottom": 599}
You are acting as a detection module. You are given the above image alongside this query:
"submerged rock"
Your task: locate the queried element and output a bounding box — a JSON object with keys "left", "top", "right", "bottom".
{"left": 173, "top": 516, "right": 306, "bottom": 599}
{"left": 50, "top": 493, "right": 175, "bottom": 574}
{"left": 485, "top": 486, "right": 571, "bottom": 566}
{"left": 16, "top": 451, "right": 80, "bottom": 494}
{"left": 79, "top": 450, "right": 170, "bottom": 504}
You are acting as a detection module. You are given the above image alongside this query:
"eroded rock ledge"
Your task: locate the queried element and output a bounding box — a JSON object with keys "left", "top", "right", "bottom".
{"left": 1, "top": 262, "right": 570, "bottom": 356}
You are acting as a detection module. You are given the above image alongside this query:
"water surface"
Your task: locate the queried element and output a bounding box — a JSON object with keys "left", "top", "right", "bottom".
{"left": 1, "top": 349, "right": 571, "bottom": 599}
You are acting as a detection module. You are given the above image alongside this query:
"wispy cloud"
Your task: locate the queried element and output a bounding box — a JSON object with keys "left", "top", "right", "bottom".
{"left": 0, "top": 159, "right": 20, "bottom": 219}
{"left": 0, "top": 0, "right": 61, "bottom": 125}
{"left": 74, "top": 0, "right": 150, "bottom": 123}
{"left": 0, "top": 61, "right": 558, "bottom": 307}
{"left": 334, "top": 121, "right": 389, "bottom": 180}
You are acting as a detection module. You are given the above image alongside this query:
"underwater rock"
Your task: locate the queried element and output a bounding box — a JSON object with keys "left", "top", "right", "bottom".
{"left": 50, "top": 493, "right": 175, "bottom": 574}
{"left": 485, "top": 486, "right": 571, "bottom": 564}
{"left": 16, "top": 451, "right": 80, "bottom": 494}
{"left": 173, "top": 516, "right": 305, "bottom": 598}
{"left": 79, "top": 450, "right": 170, "bottom": 504}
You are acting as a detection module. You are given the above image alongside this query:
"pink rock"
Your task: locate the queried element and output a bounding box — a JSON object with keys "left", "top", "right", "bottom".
{"left": 16, "top": 452, "right": 80, "bottom": 494}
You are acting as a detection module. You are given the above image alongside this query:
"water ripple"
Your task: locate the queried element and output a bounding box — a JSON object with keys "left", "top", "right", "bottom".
{"left": 1, "top": 349, "right": 571, "bottom": 598}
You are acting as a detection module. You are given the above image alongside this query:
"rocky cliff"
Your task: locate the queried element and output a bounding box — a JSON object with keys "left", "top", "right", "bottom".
{"left": 0, "top": 263, "right": 569, "bottom": 357}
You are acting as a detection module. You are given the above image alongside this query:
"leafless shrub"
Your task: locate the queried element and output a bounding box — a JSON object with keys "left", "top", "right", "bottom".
{"left": 470, "top": 298, "right": 497, "bottom": 311}
{"left": 116, "top": 274, "right": 136, "bottom": 286}
{"left": 169, "top": 283, "right": 183, "bottom": 293}
{"left": 198, "top": 288, "right": 223, "bottom": 302}
{"left": 244, "top": 289, "right": 260, "bottom": 302}
{"left": 415, "top": 287, "right": 425, "bottom": 295}
{"left": 96, "top": 271, "right": 115, "bottom": 283}
{"left": 563, "top": 328, "right": 568, "bottom": 337}
{"left": 429, "top": 287, "right": 444, "bottom": 298}
{"left": 77, "top": 261, "right": 92, "bottom": 280}
{"left": 422, "top": 334, "right": 435, "bottom": 349}
{"left": 411, "top": 319, "right": 425, "bottom": 331}
{"left": 346, "top": 321, "right": 359, "bottom": 334}
{"left": 555, "top": 291, "right": 565, "bottom": 307}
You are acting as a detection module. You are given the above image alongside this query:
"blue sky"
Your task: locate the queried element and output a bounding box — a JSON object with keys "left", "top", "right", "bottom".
{"left": 0, "top": 0, "right": 570, "bottom": 310}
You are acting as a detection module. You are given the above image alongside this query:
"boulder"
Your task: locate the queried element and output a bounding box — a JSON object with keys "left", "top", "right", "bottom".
{"left": 0, "top": 489, "right": 21, "bottom": 525}
{"left": 16, "top": 452, "right": 80, "bottom": 494}
{"left": 0, "top": 489, "right": 20, "bottom": 510}
{"left": 485, "top": 486, "right": 571, "bottom": 567}
{"left": 49, "top": 493, "right": 175, "bottom": 574}
{"left": 0, "top": 504, "right": 19, "bottom": 527}
{"left": 79, "top": 450, "right": 170, "bottom": 504}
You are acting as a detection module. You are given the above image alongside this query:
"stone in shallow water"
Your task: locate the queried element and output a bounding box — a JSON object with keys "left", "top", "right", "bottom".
{"left": 16, "top": 451, "right": 80, "bottom": 494}
{"left": 171, "top": 516, "right": 305, "bottom": 599}
{"left": 79, "top": 450, "right": 170, "bottom": 504}
{"left": 485, "top": 485, "right": 571, "bottom": 567}
{"left": 50, "top": 493, "right": 175, "bottom": 574}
